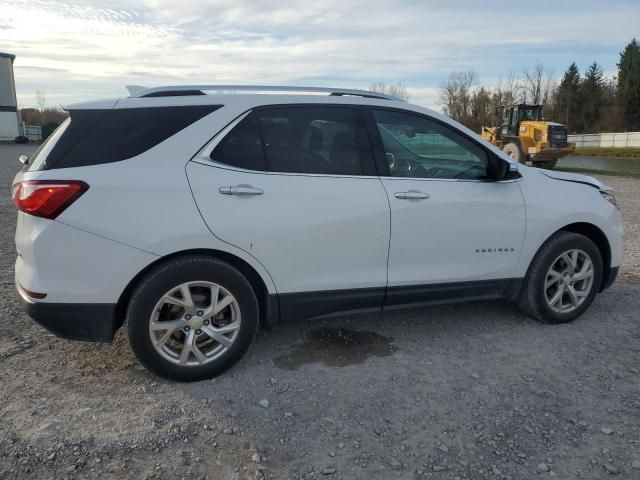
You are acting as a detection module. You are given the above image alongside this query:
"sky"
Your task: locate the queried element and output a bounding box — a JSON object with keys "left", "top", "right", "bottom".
{"left": 0, "top": 0, "right": 638, "bottom": 111}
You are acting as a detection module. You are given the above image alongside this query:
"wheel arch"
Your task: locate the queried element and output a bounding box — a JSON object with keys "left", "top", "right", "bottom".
{"left": 113, "top": 249, "right": 278, "bottom": 333}
{"left": 554, "top": 222, "right": 612, "bottom": 291}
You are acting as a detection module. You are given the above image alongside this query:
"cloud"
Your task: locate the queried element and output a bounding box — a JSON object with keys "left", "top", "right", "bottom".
{"left": 1, "top": 0, "right": 638, "bottom": 110}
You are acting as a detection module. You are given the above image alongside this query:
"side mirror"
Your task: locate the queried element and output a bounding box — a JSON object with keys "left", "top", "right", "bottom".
{"left": 18, "top": 154, "right": 30, "bottom": 166}
{"left": 495, "top": 157, "right": 519, "bottom": 181}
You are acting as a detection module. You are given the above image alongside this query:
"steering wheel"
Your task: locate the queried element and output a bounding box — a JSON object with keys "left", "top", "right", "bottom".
{"left": 387, "top": 153, "right": 413, "bottom": 176}
{"left": 453, "top": 164, "right": 484, "bottom": 179}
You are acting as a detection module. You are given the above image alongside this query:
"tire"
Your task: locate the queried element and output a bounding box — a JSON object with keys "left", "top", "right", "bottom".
{"left": 535, "top": 159, "right": 557, "bottom": 170}
{"left": 127, "top": 255, "right": 259, "bottom": 381}
{"left": 502, "top": 143, "right": 523, "bottom": 163}
{"left": 517, "top": 232, "right": 603, "bottom": 324}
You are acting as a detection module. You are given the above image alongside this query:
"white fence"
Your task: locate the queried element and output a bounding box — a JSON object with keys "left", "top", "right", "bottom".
{"left": 18, "top": 123, "right": 42, "bottom": 141}
{"left": 568, "top": 131, "right": 640, "bottom": 148}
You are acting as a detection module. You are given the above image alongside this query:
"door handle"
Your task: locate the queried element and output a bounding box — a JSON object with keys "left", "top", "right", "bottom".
{"left": 394, "top": 190, "right": 430, "bottom": 200}
{"left": 219, "top": 185, "right": 264, "bottom": 196}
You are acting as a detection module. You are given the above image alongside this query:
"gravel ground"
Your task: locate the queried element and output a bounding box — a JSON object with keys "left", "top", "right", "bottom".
{"left": 1, "top": 144, "right": 639, "bottom": 480}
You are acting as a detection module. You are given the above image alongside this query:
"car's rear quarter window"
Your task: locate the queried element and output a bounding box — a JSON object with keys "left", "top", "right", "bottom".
{"left": 29, "top": 105, "right": 222, "bottom": 170}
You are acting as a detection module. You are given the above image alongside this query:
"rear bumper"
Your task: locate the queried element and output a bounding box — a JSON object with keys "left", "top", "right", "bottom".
{"left": 19, "top": 290, "right": 117, "bottom": 342}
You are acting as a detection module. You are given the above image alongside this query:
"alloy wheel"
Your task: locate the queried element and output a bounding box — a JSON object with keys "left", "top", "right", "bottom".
{"left": 148, "top": 281, "right": 241, "bottom": 366}
{"left": 544, "top": 249, "right": 594, "bottom": 313}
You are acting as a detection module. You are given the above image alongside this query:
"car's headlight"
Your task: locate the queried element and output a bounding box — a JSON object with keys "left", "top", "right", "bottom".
{"left": 600, "top": 191, "right": 618, "bottom": 208}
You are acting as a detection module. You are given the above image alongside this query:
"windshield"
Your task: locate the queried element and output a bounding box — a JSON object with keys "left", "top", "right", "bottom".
{"left": 520, "top": 107, "right": 541, "bottom": 121}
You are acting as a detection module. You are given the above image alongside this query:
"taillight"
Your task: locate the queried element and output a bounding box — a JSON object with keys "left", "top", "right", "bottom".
{"left": 11, "top": 180, "right": 88, "bottom": 219}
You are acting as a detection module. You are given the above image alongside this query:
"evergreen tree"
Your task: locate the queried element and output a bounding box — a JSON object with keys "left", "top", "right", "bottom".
{"left": 469, "top": 87, "right": 492, "bottom": 133}
{"left": 580, "top": 62, "right": 606, "bottom": 133}
{"left": 554, "top": 62, "right": 581, "bottom": 132}
{"left": 598, "top": 76, "right": 619, "bottom": 132}
{"left": 617, "top": 38, "right": 640, "bottom": 130}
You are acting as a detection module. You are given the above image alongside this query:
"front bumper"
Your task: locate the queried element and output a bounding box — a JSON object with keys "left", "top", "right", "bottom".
{"left": 19, "top": 289, "right": 117, "bottom": 342}
{"left": 600, "top": 266, "right": 619, "bottom": 292}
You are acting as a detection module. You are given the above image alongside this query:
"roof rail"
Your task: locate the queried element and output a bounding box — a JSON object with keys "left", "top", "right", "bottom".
{"left": 129, "top": 85, "right": 402, "bottom": 101}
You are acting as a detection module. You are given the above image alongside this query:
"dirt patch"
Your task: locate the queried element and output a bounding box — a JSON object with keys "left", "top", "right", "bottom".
{"left": 273, "top": 327, "right": 397, "bottom": 370}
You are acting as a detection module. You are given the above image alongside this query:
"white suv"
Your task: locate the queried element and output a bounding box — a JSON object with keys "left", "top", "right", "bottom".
{"left": 13, "top": 86, "right": 623, "bottom": 381}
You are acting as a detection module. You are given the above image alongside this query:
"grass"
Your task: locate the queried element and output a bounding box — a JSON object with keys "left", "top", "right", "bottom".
{"left": 556, "top": 166, "right": 640, "bottom": 178}
{"left": 574, "top": 147, "right": 640, "bottom": 158}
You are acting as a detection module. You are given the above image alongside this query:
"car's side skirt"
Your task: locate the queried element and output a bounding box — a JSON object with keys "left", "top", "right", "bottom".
{"left": 274, "top": 278, "right": 522, "bottom": 323}
{"left": 276, "top": 287, "right": 386, "bottom": 324}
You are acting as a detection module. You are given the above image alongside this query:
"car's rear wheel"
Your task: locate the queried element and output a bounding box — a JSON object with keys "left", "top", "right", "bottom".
{"left": 517, "top": 232, "right": 603, "bottom": 324}
{"left": 127, "top": 256, "right": 259, "bottom": 381}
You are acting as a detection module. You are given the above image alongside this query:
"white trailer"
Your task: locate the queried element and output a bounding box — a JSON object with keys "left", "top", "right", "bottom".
{"left": 0, "top": 52, "right": 19, "bottom": 142}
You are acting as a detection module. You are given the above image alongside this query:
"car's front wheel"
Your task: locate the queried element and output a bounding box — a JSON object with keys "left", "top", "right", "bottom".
{"left": 517, "top": 232, "right": 603, "bottom": 324}
{"left": 127, "top": 256, "right": 259, "bottom": 381}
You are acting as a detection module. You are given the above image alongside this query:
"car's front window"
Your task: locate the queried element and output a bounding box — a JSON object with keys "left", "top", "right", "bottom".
{"left": 372, "top": 110, "right": 490, "bottom": 180}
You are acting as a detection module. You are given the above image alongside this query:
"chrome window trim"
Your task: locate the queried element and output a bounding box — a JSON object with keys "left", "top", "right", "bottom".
{"left": 377, "top": 175, "right": 522, "bottom": 184}
{"left": 194, "top": 107, "right": 522, "bottom": 183}
{"left": 191, "top": 157, "right": 380, "bottom": 180}
{"left": 191, "top": 158, "right": 522, "bottom": 183}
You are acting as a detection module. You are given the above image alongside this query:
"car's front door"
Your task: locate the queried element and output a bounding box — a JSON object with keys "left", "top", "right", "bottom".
{"left": 366, "top": 108, "right": 526, "bottom": 306}
{"left": 188, "top": 105, "right": 390, "bottom": 320}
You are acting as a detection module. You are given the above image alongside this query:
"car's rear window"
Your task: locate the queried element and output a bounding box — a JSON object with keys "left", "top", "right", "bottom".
{"left": 211, "top": 106, "right": 370, "bottom": 175}
{"left": 28, "top": 105, "right": 222, "bottom": 171}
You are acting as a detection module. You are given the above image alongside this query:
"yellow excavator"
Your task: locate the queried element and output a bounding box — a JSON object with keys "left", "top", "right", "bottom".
{"left": 481, "top": 104, "right": 574, "bottom": 170}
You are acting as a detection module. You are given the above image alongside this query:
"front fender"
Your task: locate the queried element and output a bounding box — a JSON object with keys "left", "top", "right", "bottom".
{"left": 516, "top": 170, "right": 623, "bottom": 277}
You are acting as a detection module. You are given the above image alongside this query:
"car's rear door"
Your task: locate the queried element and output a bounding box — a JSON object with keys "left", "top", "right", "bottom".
{"left": 187, "top": 105, "right": 390, "bottom": 320}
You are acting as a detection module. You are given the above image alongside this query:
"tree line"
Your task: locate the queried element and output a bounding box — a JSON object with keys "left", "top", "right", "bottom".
{"left": 439, "top": 38, "right": 640, "bottom": 134}
{"left": 19, "top": 89, "right": 68, "bottom": 128}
